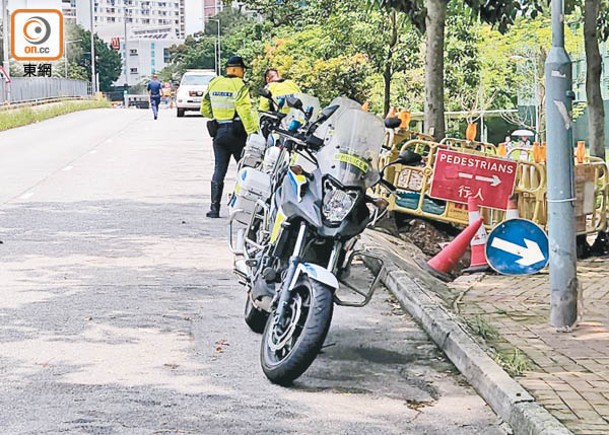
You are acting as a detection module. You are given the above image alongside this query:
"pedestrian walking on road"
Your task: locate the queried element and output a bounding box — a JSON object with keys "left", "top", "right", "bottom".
{"left": 200, "top": 55, "right": 257, "bottom": 218}
{"left": 147, "top": 74, "right": 162, "bottom": 120}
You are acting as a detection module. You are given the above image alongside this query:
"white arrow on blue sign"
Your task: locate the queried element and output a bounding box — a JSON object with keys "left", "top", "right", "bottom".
{"left": 485, "top": 218, "right": 549, "bottom": 275}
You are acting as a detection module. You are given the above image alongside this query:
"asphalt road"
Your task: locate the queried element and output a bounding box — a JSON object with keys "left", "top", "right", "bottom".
{"left": 0, "top": 107, "right": 506, "bottom": 434}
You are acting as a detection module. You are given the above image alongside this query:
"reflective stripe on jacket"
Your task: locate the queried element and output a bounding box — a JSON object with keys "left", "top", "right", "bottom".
{"left": 200, "top": 76, "right": 257, "bottom": 134}
{"left": 258, "top": 79, "right": 301, "bottom": 114}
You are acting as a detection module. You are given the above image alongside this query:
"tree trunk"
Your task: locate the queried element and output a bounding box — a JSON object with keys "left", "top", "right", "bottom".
{"left": 383, "top": 63, "right": 392, "bottom": 117}
{"left": 424, "top": 0, "right": 447, "bottom": 140}
{"left": 584, "top": 0, "right": 605, "bottom": 159}
{"left": 384, "top": 11, "right": 399, "bottom": 117}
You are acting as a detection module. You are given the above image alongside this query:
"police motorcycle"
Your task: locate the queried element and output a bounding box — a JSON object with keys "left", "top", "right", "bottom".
{"left": 230, "top": 96, "right": 422, "bottom": 385}
{"left": 229, "top": 94, "right": 329, "bottom": 333}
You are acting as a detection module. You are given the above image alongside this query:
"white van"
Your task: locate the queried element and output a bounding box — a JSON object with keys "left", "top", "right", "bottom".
{"left": 175, "top": 69, "right": 216, "bottom": 117}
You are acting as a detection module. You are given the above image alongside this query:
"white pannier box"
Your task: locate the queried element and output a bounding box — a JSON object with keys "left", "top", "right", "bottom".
{"left": 240, "top": 133, "right": 267, "bottom": 168}
{"left": 229, "top": 167, "right": 271, "bottom": 225}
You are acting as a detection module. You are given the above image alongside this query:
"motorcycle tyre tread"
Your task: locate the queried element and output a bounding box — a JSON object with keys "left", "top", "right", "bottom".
{"left": 260, "top": 277, "right": 334, "bottom": 386}
{"left": 244, "top": 295, "right": 268, "bottom": 334}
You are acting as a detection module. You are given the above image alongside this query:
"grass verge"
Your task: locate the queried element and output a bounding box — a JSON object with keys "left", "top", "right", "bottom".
{"left": 464, "top": 313, "right": 533, "bottom": 377}
{"left": 0, "top": 99, "right": 111, "bottom": 132}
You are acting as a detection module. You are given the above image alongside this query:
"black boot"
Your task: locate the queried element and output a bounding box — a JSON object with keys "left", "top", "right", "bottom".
{"left": 206, "top": 182, "right": 223, "bottom": 218}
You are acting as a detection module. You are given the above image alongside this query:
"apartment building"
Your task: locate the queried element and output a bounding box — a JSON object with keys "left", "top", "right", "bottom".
{"left": 62, "top": 0, "right": 78, "bottom": 24}
{"left": 77, "top": 0, "right": 185, "bottom": 40}
{"left": 75, "top": 0, "right": 186, "bottom": 86}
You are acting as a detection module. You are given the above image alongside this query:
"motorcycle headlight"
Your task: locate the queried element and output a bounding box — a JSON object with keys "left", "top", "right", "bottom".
{"left": 323, "top": 184, "right": 357, "bottom": 223}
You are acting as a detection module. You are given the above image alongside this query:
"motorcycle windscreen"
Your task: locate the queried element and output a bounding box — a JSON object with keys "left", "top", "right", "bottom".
{"left": 317, "top": 109, "right": 385, "bottom": 189}
{"left": 313, "top": 97, "right": 362, "bottom": 142}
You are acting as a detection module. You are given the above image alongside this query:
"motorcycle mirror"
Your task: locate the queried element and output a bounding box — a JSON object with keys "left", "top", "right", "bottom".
{"left": 319, "top": 104, "right": 339, "bottom": 122}
{"left": 306, "top": 105, "right": 340, "bottom": 135}
{"left": 286, "top": 95, "right": 303, "bottom": 110}
{"left": 396, "top": 149, "right": 423, "bottom": 166}
{"left": 384, "top": 117, "right": 402, "bottom": 129}
{"left": 259, "top": 88, "right": 272, "bottom": 99}
{"left": 380, "top": 149, "right": 423, "bottom": 178}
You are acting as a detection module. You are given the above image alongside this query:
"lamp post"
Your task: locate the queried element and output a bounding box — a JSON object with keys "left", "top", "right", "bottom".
{"left": 207, "top": 18, "right": 221, "bottom": 76}
{"left": 545, "top": 0, "right": 577, "bottom": 329}
{"left": 89, "top": 0, "right": 97, "bottom": 93}
{"left": 123, "top": 0, "right": 130, "bottom": 90}
{"left": 2, "top": 0, "right": 11, "bottom": 102}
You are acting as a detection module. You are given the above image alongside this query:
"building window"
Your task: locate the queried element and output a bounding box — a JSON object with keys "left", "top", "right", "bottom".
{"left": 163, "top": 48, "right": 171, "bottom": 63}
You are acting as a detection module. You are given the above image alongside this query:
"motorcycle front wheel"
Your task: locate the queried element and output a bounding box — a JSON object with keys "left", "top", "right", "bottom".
{"left": 260, "top": 276, "right": 334, "bottom": 386}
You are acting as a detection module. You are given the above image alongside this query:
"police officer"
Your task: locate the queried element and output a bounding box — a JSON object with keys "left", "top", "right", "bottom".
{"left": 258, "top": 68, "right": 301, "bottom": 114}
{"left": 201, "top": 55, "right": 257, "bottom": 218}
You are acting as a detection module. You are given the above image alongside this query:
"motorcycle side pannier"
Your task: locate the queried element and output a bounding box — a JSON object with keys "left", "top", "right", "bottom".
{"left": 229, "top": 167, "right": 271, "bottom": 225}
{"left": 240, "top": 133, "right": 267, "bottom": 168}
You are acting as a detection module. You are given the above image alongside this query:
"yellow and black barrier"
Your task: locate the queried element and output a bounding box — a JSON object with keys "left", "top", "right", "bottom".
{"left": 375, "top": 132, "right": 609, "bottom": 236}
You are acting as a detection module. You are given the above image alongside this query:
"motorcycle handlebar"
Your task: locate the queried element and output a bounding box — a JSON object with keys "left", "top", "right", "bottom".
{"left": 275, "top": 128, "right": 307, "bottom": 146}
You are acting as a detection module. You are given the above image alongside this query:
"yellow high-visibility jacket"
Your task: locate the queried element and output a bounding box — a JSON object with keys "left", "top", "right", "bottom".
{"left": 259, "top": 79, "right": 301, "bottom": 114}
{"left": 201, "top": 76, "right": 257, "bottom": 134}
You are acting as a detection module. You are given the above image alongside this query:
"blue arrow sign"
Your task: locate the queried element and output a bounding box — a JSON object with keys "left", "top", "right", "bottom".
{"left": 486, "top": 219, "right": 549, "bottom": 275}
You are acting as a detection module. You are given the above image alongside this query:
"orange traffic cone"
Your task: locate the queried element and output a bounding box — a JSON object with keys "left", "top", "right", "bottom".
{"left": 505, "top": 195, "right": 520, "bottom": 220}
{"left": 425, "top": 217, "right": 484, "bottom": 281}
{"left": 463, "top": 197, "right": 490, "bottom": 273}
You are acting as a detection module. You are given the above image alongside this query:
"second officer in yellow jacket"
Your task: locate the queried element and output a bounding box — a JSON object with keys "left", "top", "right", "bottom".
{"left": 258, "top": 68, "right": 301, "bottom": 114}
{"left": 201, "top": 55, "right": 257, "bottom": 218}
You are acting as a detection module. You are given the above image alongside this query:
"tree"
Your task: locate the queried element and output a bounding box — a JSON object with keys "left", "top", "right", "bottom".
{"left": 424, "top": 0, "right": 448, "bottom": 139}
{"left": 376, "top": 0, "right": 541, "bottom": 140}
{"left": 67, "top": 24, "right": 121, "bottom": 91}
{"left": 582, "top": 0, "right": 608, "bottom": 159}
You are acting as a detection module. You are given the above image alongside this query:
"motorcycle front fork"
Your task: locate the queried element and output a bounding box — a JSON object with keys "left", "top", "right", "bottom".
{"left": 275, "top": 222, "right": 307, "bottom": 321}
{"left": 275, "top": 224, "right": 343, "bottom": 323}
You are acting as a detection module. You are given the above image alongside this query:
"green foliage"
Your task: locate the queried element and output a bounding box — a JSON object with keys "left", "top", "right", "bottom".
{"left": 376, "top": 0, "right": 542, "bottom": 34}
{"left": 164, "top": 0, "right": 591, "bottom": 124}
{"left": 249, "top": 25, "right": 374, "bottom": 105}
{"left": 466, "top": 315, "right": 499, "bottom": 341}
{"left": 496, "top": 348, "right": 532, "bottom": 376}
{"left": 444, "top": 3, "right": 482, "bottom": 111}
{"left": 67, "top": 23, "right": 122, "bottom": 91}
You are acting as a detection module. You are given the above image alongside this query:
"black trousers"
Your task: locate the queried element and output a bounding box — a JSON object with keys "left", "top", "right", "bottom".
{"left": 212, "top": 125, "right": 247, "bottom": 185}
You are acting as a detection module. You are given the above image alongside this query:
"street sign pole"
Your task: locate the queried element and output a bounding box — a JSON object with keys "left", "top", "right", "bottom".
{"left": 546, "top": 0, "right": 578, "bottom": 329}
{"left": 2, "top": 0, "right": 11, "bottom": 103}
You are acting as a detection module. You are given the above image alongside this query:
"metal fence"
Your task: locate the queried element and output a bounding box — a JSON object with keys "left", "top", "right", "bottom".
{"left": 0, "top": 78, "right": 90, "bottom": 104}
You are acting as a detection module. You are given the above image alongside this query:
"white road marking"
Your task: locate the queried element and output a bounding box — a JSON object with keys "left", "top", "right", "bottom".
{"left": 62, "top": 165, "right": 74, "bottom": 172}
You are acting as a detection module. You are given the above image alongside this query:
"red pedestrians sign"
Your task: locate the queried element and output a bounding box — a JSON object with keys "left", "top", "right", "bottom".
{"left": 430, "top": 149, "right": 518, "bottom": 210}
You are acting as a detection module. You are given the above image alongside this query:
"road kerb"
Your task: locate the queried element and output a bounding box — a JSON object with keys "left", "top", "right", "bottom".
{"left": 362, "top": 233, "right": 572, "bottom": 435}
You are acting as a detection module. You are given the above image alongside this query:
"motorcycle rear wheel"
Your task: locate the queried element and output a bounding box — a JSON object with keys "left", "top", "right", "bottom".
{"left": 244, "top": 294, "right": 268, "bottom": 334}
{"left": 260, "top": 277, "right": 334, "bottom": 385}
